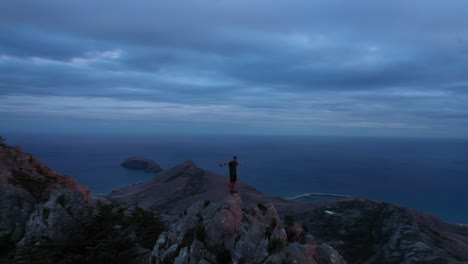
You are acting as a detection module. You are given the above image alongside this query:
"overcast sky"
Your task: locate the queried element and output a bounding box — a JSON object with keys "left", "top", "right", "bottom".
{"left": 1, "top": 0, "right": 468, "bottom": 137}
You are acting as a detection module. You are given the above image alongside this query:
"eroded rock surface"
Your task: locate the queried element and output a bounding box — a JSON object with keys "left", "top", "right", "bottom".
{"left": 297, "top": 199, "right": 468, "bottom": 264}
{"left": 149, "top": 195, "right": 346, "bottom": 264}
{"left": 0, "top": 143, "right": 90, "bottom": 249}
{"left": 19, "top": 188, "right": 88, "bottom": 246}
{"left": 0, "top": 143, "right": 90, "bottom": 201}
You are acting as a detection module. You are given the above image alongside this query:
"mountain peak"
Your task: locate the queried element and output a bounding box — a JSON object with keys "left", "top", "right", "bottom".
{"left": 150, "top": 195, "right": 346, "bottom": 264}
{"left": 106, "top": 160, "right": 284, "bottom": 219}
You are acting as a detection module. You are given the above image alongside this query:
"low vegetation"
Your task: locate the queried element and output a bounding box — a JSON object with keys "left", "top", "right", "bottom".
{"left": 257, "top": 203, "right": 268, "bottom": 213}
{"left": 10, "top": 202, "right": 166, "bottom": 264}
{"left": 267, "top": 237, "right": 284, "bottom": 254}
{"left": 9, "top": 170, "right": 57, "bottom": 201}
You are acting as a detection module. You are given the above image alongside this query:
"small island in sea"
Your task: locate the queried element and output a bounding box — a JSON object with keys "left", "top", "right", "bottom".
{"left": 121, "top": 157, "right": 163, "bottom": 173}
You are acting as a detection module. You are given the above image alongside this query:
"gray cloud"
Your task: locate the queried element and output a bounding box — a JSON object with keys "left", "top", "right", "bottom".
{"left": 1, "top": 0, "right": 468, "bottom": 136}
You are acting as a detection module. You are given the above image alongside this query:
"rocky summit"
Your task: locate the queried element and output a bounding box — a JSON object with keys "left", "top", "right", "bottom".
{"left": 150, "top": 194, "right": 346, "bottom": 264}
{"left": 107, "top": 160, "right": 293, "bottom": 221}
{"left": 109, "top": 159, "right": 468, "bottom": 264}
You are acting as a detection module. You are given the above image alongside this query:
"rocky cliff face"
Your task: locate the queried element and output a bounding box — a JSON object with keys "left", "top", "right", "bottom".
{"left": 0, "top": 141, "right": 165, "bottom": 263}
{"left": 0, "top": 143, "right": 90, "bottom": 248}
{"left": 150, "top": 195, "right": 346, "bottom": 264}
{"left": 296, "top": 199, "right": 468, "bottom": 264}
{"left": 0, "top": 143, "right": 90, "bottom": 201}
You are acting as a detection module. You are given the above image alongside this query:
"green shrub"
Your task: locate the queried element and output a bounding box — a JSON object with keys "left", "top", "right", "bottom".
{"left": 56, "top": 194, "right": 67, "bottom": 208}
{"left": 162, "top": 250, "right": 179, "bottom": 264}
{"left": 13, "top": 202, "right": 167, "bottom": 264}
{"left": 129, "top": 206, "right": 166, "bottom": 249}
{"left": 271, "top": 218, "right": 278, "bottom": 228}
{"left": 265, "top": 225, "right": 273, "bottom": 240}
{"left": 9, "top": 170, "right": 57, "bottom": 201}
{"left": 238, "top": 256, "right": 247, "bottom": 264}
{"left": 257, "top": 203, "right": 268, "bottom": 213}
{"left": 267, "top": 237, "right": 284, "bottom": 254}
{"left": 284, "top": 215, "right": 294, "bottom": 227}
{"left": 0, "top": 234, "right": 15, "bottom": 262}
{"left": 195, "top": 222, "right": 206, "bottom": 241}
{"left": 14, "top": 241, "right": 61, "bottom": 264}
{"left": 214, "top": 245, "right": 232, "bottom": 264}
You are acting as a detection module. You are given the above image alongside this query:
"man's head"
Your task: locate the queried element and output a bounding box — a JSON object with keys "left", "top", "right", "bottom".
{"left": 233, "top": 156, "right": 237, "bottom": 160}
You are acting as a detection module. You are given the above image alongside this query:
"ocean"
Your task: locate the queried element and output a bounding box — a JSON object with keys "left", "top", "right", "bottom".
{"left": 4, "top": 133, "right": 468, "bottom": 224}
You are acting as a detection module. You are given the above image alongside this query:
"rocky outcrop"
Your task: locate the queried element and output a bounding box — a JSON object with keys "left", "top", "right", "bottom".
{"left": 149, "top": 195, "right": 346, "bottom": 264}
{"left": 121, "top": 157, "right": 163, "bottom": 173}
{"left": 3, "top": 139, "right": 468, "bottom": 264}
{"left": 18, "top": 188, "right": 88, "bottom": 246}
{"left": 110, "top": 160, "right": 468, "bottom": 264}
{"left": 0, "top": 143, "right": 90, "bottom": 201}
{"left": 0, "top": 185, "right": 36, "bottom": 241}
{"left": 0, "top": 142, "right": 90, "bottom": 250}
{"left": 295, "top": 199, "right": 468, "bottom": 264}
{"left": 0, "top": 140, "right": 170, "bottom": 264}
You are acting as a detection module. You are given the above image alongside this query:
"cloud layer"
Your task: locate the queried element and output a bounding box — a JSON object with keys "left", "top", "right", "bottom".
{"left": 1, "top": 0, "right": 468, "bottom": 136}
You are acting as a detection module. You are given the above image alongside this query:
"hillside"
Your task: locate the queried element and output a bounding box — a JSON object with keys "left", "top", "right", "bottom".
{"left": 1, "top": 139, "right": 468, "bottom": 263}
{"left": 108, "top": 158, "right": 468, "bottom": 264}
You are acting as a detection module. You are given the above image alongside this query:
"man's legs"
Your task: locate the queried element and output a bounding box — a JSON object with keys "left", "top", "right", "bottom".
{"left": 230, "top": 181, "right": 235, "bottom": 193}
{"left": 229, "top": 173, "right": 237, "bottom": 193}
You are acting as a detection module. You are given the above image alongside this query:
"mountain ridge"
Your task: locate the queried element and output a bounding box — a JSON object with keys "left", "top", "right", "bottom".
{"left": 2, "top": 139, "right": 468, "bottom": 263}
{"left": 106, "top": 160, "right": 296, "bottom": 220}
{"left": 107, "top": 159, "right": 468, "bottom": 263}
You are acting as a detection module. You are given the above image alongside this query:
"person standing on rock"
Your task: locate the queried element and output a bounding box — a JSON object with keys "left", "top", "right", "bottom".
{"left": 219, "top": 156, "right": 243, "bottom": 194}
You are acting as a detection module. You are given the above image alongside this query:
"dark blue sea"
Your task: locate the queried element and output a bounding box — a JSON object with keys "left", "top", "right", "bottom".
{"left": 4, "top": 133, "right": 468, "bottom": 224}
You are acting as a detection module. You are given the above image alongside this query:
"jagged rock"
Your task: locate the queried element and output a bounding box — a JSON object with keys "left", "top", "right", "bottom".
{"left": 0, "top": 143, "right": 90, "bottom": 201}
{"left": 297, "top": 199, "right": 468, "bottom": 264}
{"left": 19, "top": 188, "right": 87, "bottom": 246}
{"left": 121, "top": 157, "right": 163, "bottom": 173}
{"left": 0, "top": 143, "right": 91, "bottom": 248}
{"left": 55, "top": 175, "right": 90, "bottom": 203}
{"left": 0, "top": 185, "right": 36, "bottom": 241}
{"left": 0, "top": 141, "right": 164, "bottom": 264}
{"left": 149, "top": 195, "right": 346, "bottom": 264}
